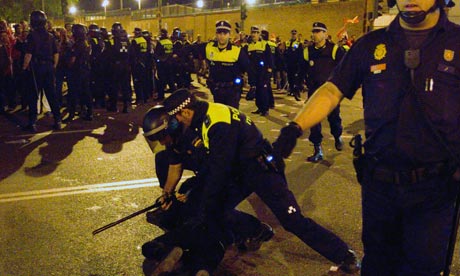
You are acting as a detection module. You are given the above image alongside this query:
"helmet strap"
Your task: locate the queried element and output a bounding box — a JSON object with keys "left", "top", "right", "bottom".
{"left": 398, "top": 2, "right": 438, "bottom": 24}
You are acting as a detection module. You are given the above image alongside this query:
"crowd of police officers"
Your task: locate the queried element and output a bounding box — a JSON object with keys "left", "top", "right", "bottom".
{"left": 0, "top": 10, "right": 352, "bottom": 145}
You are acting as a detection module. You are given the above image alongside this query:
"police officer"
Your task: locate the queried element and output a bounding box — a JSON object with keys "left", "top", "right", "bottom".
{"left": 261, "top": 29, "right": 276, "bottom": 109}
{"left": 99, "top": 27, "right": 112, "bottom": 109}
{"left": 273, "top": 0, "right": 460, "bottom": 274}
{"left": 285, "top": 29, "right": 302, "bottom": 101}
{"left": 299, "top": 22, "right": 346, "bottom": 162}
{"left": 87, "top": 23, "right": 106, "bottom": 109}
{"left": 246, "top": 26, "right": 273, "bottom": 116}
{"left": 22, "top": 10, "right": 62, "bottom": 132}
{"left": 141, "top": 105, "right": 274, "bottom": 275}
{"left": 154, "top": 28, "right": 174, "bottom": 100}
{"left": 163, "top": 89, "right": 360, "bottom": 274}
{"left": 65, "top": 23, "right": 92, "bottom": 122}
{"left": 193, "top": 20, "right": 249, "bottom": 109}
{"left": 142, "top": 30, "right": 155, "bottom": 100}
{"left": 129, "top": 27, "right": 148, "bottom": 105}
{"left": 107, "top": 22, "right": 131, "bottom": 113}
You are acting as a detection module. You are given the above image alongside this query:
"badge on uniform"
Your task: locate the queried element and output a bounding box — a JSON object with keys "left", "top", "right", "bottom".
{"left": 309, "top": 60, "right": 314, "bottom": 67}
{"left": 443, "top": 49, "right": 454, "bottom": 62}
{"left": 374, "top": 44, "right": 386, "bottom": 61}
{"left": 370, "top": 63, "right": 386, "bottom": 74}
{"left": 209, "top": 51, "right": 214, "bottom": 59}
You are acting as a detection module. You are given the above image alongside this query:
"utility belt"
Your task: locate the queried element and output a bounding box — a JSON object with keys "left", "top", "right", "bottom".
{"left": 372, "top": 162, "right": 449, "bottom": 185}
{"left": 350, "top": 134, "right": 455, "bottom": 185}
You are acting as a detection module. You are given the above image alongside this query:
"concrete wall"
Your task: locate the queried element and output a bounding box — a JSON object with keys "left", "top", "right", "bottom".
{"left": 79, "top": 0, "right": 364, "bottom": 42}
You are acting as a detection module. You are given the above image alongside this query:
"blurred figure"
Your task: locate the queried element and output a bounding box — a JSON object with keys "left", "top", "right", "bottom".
{"left": 22, "top": 10, "right": 62, "bottom": 132}
{"left": 65, "top": 23, "right": 92, "bottom": 122}
{"left": 55, "top": 28, "right": 72, "bottom": 107}
{"left": 107, "top": 22, "right": 131, "bottom": 113}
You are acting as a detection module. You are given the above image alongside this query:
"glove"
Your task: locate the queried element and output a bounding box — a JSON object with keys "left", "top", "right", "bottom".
{"left": 272, "top": 122, "right": 303, "bottom": 158}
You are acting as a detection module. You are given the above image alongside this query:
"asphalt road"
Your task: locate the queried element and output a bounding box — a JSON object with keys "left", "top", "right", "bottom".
{"left": 0, "top": 83, "right": 459, "bottom": 276}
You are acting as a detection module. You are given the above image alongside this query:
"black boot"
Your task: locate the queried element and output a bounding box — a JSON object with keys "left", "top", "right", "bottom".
{"left": 307, "top": 144, "right": 323, "bottom": 162}
{"left": 334, "top": 136, "right": 344, "bottom": 151}
{"left": 337, "top": 249, "right": 361, "bottom": 274}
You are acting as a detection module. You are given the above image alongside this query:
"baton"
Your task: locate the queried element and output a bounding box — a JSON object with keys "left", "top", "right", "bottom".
{"left": 92, "top": 198, "right": 162, "bottom": 235}
{"left": 444, "top": 182, "right": 460, "bottom": 276}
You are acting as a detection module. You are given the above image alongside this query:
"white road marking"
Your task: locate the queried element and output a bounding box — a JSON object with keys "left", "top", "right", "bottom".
{"left": 0, "top": 178, "right": 160, "bottom": 203}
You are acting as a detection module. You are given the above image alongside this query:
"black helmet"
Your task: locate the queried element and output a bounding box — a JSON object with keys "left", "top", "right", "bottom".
{"left": 160, "top": 28, "right": 168, "bottom": 39}
{"left": 100, "top": 27, "right": 109, "bottom": 39}
{"left": 143, "top": 105, "right": 171, "bottom": 152}
{"left": 30, "top": 10, "right": 47, "bottom": 30}
{"left": 72, "top": 24, "right": 87, "bottom": 40}
{"left": 261, "top": 30, "right": 269, "bottom": 41}
{"left": 88, "top": 23, "right": 100, "bottom": 37}
{"left": 111, "top": 22, "right": 123, "bottom": 37}
{"left": 142, "top": 30, "right": 151, "bottom": 39}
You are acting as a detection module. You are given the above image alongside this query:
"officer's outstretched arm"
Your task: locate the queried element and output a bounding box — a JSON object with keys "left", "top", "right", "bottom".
{"left": 161, "top": 163, "right": 183, "bottom": 210}
{"left": 294, "top": 81, "right": 344, "bottom": 130}
{"left": 164, "top": 163, "right": 183, "bottom": 194}
{"left": 272, "top": 81, "right": 344, "bottom": 159}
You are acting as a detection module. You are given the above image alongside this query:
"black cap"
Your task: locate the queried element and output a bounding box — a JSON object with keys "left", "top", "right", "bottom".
{"left": 312, "top": 22, "right": 327, "bottom": 32}
{"left": 215, "top": 20, "right": 231, "bottom": 33}
{"left": 163, "top": 89, "right": 195, "bottom": 116}
{"left": 133, "top": 27, "right": 142, "bottom": 33}
{"left": 291, "top": 29, "right": 297, "bottom": 34}
{"left": 251, "top": 26, "right": 260, "bottom": 33}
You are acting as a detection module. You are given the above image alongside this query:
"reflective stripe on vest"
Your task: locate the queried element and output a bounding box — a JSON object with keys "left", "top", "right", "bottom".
{"left": 267, "top": 41, "right": 276, "bottom": 54}
{"left": 248, "top": 40, "right": 267, "bottom": 52}
{"left": 133, "top": 37, "right": 147, "bottom": 53}
{"left": 160, "top": 39, "right": 173, "bottom": 54}
{"left": 202, "top": 103, "right": 232, "bottom": 149}
{"left": 303, "top": 44, "right": 339, "bottom": 61}
{"left": 205, "top": 42, "right": 240, "bottom": 63}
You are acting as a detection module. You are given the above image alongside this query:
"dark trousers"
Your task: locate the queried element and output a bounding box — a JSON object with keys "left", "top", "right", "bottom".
{"left": 67, "top": 69, "right": 92, "bottom": 117}
{"left": 210, "top": 84, "right": 241, "bottom": 109}
{"left": 156, "top": 61, "right": 175, "bottom": 99}
{"left": 27, "top": 64, "right": 61, "bottom": 124}
{"left": 55, "top": 67, "right": 67, "bottom": 106}
{"left": 309, "top": 104, "right": 342, "bottom": 145}
{"left": 108, "top": 63, "right": 131, "bottom": 108}
{"left": 154, "top": 150, "right": 264, "bottom": 244}
{"left": 90, "top": 63, "right": 106, "bottom": 107}
{"left": 361, "top": 168, "right": 458, "bottom": 275}
{"left": 132, "top": 63, "right": 148, "bottom": 103}
{"left": 255, "top": 75, "right": 270, "bottom": 113}
{"left": 228, "top": 158, "right": 351, "bottom": 264}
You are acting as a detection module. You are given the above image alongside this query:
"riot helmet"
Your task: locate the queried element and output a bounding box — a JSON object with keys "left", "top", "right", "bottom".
{"left": 388, "top": 0, "right": 455, "bottom": 24}
{"left": 88, "top": 23, "right": 100, "bottom": 38}
{"left": 143, "top": 105, "right": 176, "bottom": 153}
{"left": 159, "top": 28, "right": 168, "bottom": 39}
{"left": 100, "top": 27, "right": 109, "bottom": 39}
{"left": 261, "top": 30, "right": 269, "bottom": 41}
{"left": 30, "top": 10, "right": 47, "bottom": 30}
{"left": 111, "top": 22, "right": 123, "bottom": 37}
{"left": 133, "top": 27, "right": 142, "bottom": 37}
{"left": 142, "top": 30, "right": 151, "bottom": 39}
{"left": 72, "top": 24, "right": 87, "bottom": 40}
